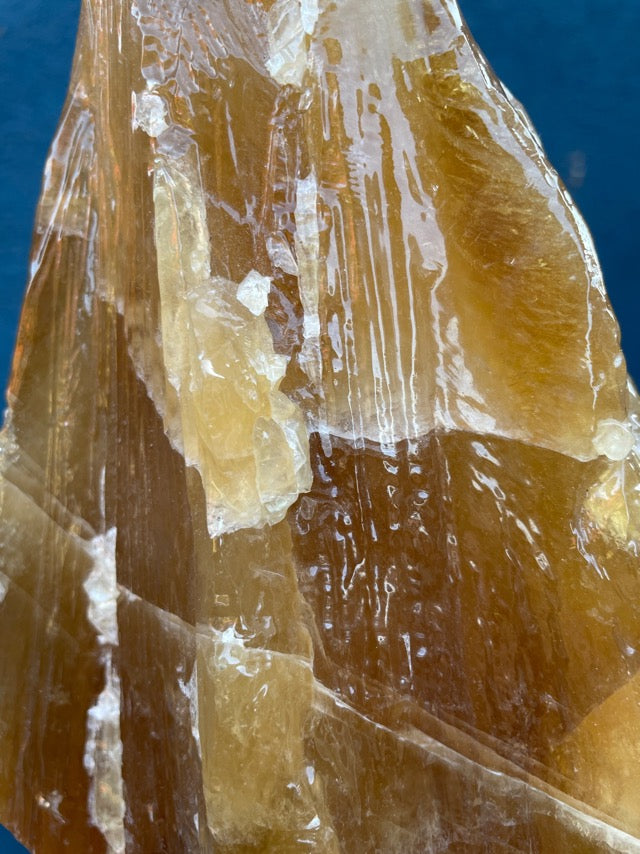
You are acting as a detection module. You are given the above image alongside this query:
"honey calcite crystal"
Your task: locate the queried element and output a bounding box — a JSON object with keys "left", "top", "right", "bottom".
{"left": 2, "top": 0, "right": 640, "bottom": 850}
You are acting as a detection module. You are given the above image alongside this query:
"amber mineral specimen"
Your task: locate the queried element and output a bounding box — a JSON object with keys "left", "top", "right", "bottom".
{"left": 2, "top": 0, "right": 640, "bottom": 851}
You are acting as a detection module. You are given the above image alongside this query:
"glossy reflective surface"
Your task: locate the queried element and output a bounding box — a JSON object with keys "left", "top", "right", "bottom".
{"left": 1, "top": 0, "right": 640, "bottom": 851}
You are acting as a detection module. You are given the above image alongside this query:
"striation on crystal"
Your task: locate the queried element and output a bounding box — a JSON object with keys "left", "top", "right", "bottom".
{"left": 1, "top": 0, "right": 639, "bottom": 851}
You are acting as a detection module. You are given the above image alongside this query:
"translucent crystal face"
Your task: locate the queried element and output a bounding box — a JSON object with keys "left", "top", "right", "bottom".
{"left": 1, "top": 0, "right": 640, "bottom": 851}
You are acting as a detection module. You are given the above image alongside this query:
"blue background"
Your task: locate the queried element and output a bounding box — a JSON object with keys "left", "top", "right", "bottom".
{"left": 0, "top": 0, "right": 639, "bottom": 851}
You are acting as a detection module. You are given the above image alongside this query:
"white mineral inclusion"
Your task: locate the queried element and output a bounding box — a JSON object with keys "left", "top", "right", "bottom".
{"left": 84, "top": 528, "right": 119, "bottom": 647}
{"left": 83, "top": 529, "right": 126, "bottom": 854}
{"left": 593, "top": 419, "right": 635, "bottom": 462}
{"left": 178, "top": 665, "right": 201, "bottom": 760}
{"left": 265, "top": 0, "right": 317, "bottom": 86}
{"left": 237, "top": 270, "right": 272, "bottom": 316}
{"left": 300, "top": 0, "right": 319, "bottom": 34}
{"left": 266, "top": 235, "right": 299, "bottom": 276}
{"left": 132, "top": 91, "right": 168, "bottom": 138}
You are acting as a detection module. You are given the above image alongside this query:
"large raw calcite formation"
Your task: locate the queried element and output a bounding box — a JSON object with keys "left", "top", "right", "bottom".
{"left": 1, "top": 0, "right": 640, "bottom": 850}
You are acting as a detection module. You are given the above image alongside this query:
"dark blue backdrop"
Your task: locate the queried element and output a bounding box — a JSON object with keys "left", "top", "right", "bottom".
{"left": 0, "top": 1, "right": 639, "bottom": 851}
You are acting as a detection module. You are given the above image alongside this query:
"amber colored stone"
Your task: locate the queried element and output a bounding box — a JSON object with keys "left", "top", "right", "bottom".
{"left": 1, "top": 0, "right": 640, "bottom": 851}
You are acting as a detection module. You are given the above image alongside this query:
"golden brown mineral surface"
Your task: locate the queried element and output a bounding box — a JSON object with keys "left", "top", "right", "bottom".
{"left": 1, "top": 0, "right": 640, "bottom": 851}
